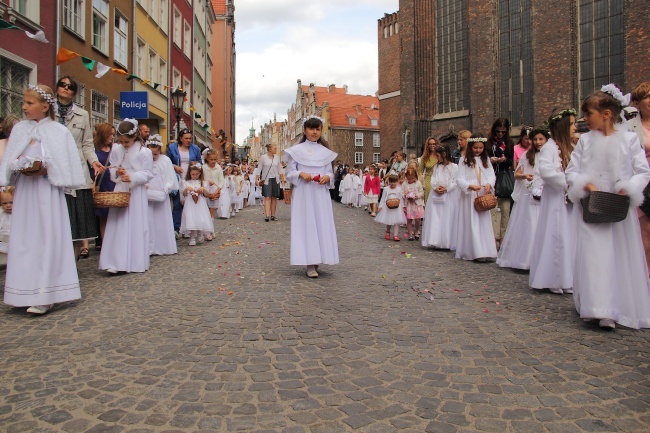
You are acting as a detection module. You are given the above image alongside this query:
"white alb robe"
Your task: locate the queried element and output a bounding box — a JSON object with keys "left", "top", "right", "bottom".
{"left": 148, "top": 155, "right": 178, "bottom": 255}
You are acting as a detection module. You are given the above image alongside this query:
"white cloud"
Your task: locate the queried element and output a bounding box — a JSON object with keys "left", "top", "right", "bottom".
{"left": 232, "top": 1, "right": 399, "bottom": 144}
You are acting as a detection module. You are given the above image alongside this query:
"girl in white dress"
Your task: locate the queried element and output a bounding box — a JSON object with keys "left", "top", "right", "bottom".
{"left": 0, "top": 85, "right": 85, "bottom": 314}
{"left": 232, "top": 166, "right": 244, "bottom": 212}
{"left": 146, "top": 135, "right": 178, "bottom": 256}
{"left": 375, "top": 175, "right": 407, "bottom": 241}
{"left": 421, "top": 144, "right": 459, "bottom": 250}
{"left": 284, "top": 116, "right": 339, "bottom": 278}
{"left": 180, "top": 164, "right": 213, "bottom": 245}
{"left": 341, "top": 171, "right": 355, "bottom": 206}
{"left": 0, "top": 187, "right": 14, "bottom": 263}
{"left": 529, "top": 109, "right": 577, "bottom": 294}
{"left": 203, "top": 149, "right": 224, "bottom": 240}
{"left": 566, "top": 86, "right": 650, "bottom": 329}
{"left": 99, "top": 119, "right": 154, "bottom": 274}
{"left": 497, "top": 127, "right": 547, "bottom": 270}
{"left": 455, "top": 136, "right": 498, "bottom": 261}
{"left": 217, "top": 165, "right": 233, "bottom": 218}
{"left": 242, "top": 174, "right": 251, "bottom": 207}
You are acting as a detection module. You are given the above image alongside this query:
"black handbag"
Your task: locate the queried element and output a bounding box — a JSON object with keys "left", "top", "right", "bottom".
{"left": 278, "top": 188, "right": 284, "bottom": 201}
{"left": 580, "top": 191, "right": 630, "bottom": 224}
{"left": 639, "top": 182, "right": 650, "bottom": 217}
{"left": 495, "top": 169, "right": 515, "bottom": 198}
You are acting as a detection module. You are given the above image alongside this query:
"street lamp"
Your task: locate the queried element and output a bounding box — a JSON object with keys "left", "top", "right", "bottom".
{"left": 171, "top": 88, "right": 187, "bottom": 143}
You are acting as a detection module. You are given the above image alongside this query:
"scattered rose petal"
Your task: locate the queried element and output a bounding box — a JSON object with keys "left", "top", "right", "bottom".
{"left": 429, "top": 295, "right": 434, "bottom": 301}
{"left": 495, "top": 302, "right": 500, "bottom": 305}
{"left": 228, "top": 291, "right": 233, "bottom": 295}
{"left": 483, "top": 309, "right": 489, "bottom": 313}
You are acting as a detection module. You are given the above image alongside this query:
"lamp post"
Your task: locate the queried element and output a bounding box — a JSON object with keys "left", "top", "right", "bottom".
{"left": 171, "top": 88, "right": 187, "bottom": 143}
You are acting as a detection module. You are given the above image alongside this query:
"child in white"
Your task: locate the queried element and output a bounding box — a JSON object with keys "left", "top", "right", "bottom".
{"left": 232, "top": 166, "right": 244, "bottom": 212}
{"left": 402, "top": 168, "right": 425, "bottom": 240}
{"left": 566, "top": 86, "right": 650, "bottom": 329}
{"left": 0, "top": 187, "right": 13, "bottom": 263}
{"left": 497, "top": 128, "right": 547, "bottom": 270}
{"left": 180, "top": 164, "right": 214, "bottom": 245}
{"left": 0, "top": 85, "right": 86, "bottom": 314}
{"left": 203, "top": 149, "right": 224, "bottom": 240}
{"left": 217, "top": 165, "right": 233, "bottom": 218}
{"left": 242, "top": 174, "right": 251, "bottom": 207}
{"left": 341, "top": 171, "right": 355, "bottom": 206}
{"left": 529, "top": 109, "right": 577, "bottom": 294}
{"left": 354, "top": 169, "right": 365, "bottom": 208}
{"left": 284, "top": 116, "right": 339, "bottom": 278}
{"left": 455, "top": 136, "right": 497, "bottom": 261}
{"left": 146, "top": 135, "right": 178, "bottom": 256}
{"left": 421, "top": 144, "right": 459, "bottom": 249}
{"left": 375, "top": 174, "right": 407, "bottom": 241}
{"left": 100, "top": 119, "right": 154, "bottom": 274}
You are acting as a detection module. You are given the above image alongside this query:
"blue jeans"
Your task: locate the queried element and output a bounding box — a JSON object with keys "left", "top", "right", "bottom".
{"left": 172, "top": 193, "right": 183, "bottom": 232}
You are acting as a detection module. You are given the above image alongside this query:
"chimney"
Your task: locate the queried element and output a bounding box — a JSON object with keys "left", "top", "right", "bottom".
{"left": 328, "top": 84, "right": 336, "bottom": 93}
{"left": 343, "top": 85, "right": 348, "bottom": 93}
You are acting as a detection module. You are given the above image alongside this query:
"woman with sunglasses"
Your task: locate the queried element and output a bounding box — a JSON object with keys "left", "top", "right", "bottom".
{"left": 487, "top": 118, "right": 515, "bottom": 250}
{"left": 55, "top": 76, "right": 105, "bottom": 260}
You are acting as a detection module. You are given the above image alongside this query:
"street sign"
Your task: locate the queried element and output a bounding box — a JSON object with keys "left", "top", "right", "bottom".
{"left": 120, "top": 91, "right": 148, "bottom": 118}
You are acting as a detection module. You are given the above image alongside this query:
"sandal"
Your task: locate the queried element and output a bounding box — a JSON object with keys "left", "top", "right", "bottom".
{"left": 270, "top": 216, "right": 277, "bottom": 221}
{"left": 80, "top": 247, "right": 89, "bottom": 258}
{"left": 385, "top": 232, "right": 390, "bottom": 240}
{"left": 414, "top": 233, "right": 420, "bottom": 240}
{"left": 408, "top": 237, "right": 414, "bottom": 241}
{"left": 393, "top": 236, "right": 401, "bottom": 242}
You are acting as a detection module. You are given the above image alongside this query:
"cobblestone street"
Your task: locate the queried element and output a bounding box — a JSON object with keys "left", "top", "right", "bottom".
{"left": 1, "top": 202, "right": 650, "bottom": 433}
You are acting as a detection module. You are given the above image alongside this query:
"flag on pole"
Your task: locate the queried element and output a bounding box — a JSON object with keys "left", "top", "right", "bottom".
{"left": 25, "top": 30, "right": 48, "bottom": 43}
{"left": 81, "top": 57, "right": 96, "bottom": 72}
{"left": 95, "top": 62, "right": 111, "bottom": 78}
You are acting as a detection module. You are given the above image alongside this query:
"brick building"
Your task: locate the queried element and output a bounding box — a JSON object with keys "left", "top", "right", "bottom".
{"left": 279, "top": 81, "right": 381, "bottom": 166}
{"left": 378, "top": 0, "right": 650, "bottom": 156}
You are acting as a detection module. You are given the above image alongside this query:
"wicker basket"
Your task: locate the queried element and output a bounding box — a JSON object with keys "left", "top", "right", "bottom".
{"left": 283, "top": 188, "right": 292, "bottom": 205}
{"left": 93, "top": 168, "right": 130, "bottom": 208}
{"left": 474, "top": 193, "right": 497, "bottom": 212}
{"left": 385, "top": 193, "right": 401, "bottom": 209}
{"left": 580, "top": 191, "right": 629, "bottom": 224}
{"left": 19, "top": 160, "right": 43, "bottom": 174}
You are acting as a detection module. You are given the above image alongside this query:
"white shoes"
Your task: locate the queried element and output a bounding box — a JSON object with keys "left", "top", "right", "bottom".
{"left": 27, "top": 304, "right": 52, "bottom": 314}
{"left": 175, "top": 231, "right": 182, "bottom": 240}
{"left": 188, "top": 238, "right": 197, "bottom": 246}
{"left": 599, "top": 319, "right": 615, "bottom": 329}
{"left": 197, "top": 234, "right": 205, "bottom": 244}
{"left": 106, "top": 268, "right": 118, "bottom": 274}
{"left": 306, "top": 265, "right": 319, "bottom": 278}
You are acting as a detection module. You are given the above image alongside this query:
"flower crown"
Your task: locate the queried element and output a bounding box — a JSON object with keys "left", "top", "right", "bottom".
{"left": 190, "top": 162, "right": 202, "bottom": 170}
{"left": 118, "top": 118, "right": 139, "bottom": 136}
{"left": 145, "top": 134, "right": 163, "bottom": 147}
{"left": 547, "top": 108, "right": 577, "bottom": 127}
{"left": 467, "top": 137, "right": 487, "bottom": 143}
{"left": 528, "top": 126, "right": 550, "bottom": 139}
{"left": 303, "top": 115, "right": 325, "bottom": 126}
{"left": 601, "top": 83, "right": 631, "bottom": 107}
{"left": 28, "top": 85, "right": 56, "bottom": 105}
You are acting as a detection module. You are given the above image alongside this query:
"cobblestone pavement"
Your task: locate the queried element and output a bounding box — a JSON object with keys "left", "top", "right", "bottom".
{"left": 1, "top": 201, "right": 650, "bottom": 433}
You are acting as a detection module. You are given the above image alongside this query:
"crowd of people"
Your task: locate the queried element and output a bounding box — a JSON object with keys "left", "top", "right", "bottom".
{"left": 1, "top": 79, "right": 650, "bottom": 331}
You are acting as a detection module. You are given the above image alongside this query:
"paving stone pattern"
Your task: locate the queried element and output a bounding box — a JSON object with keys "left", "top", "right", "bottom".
{"left": 1, "top": 203, "right": 650, "bottom": 432}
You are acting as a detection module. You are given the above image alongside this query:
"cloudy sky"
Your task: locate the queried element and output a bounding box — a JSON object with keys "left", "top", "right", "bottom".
{"left": 233, "top": 0, "right": 399, "bottom": 144}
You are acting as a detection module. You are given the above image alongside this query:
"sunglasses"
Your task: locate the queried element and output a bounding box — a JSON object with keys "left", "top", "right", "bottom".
{"left": 58, "top": 82, "right": 73, "bottom": 90}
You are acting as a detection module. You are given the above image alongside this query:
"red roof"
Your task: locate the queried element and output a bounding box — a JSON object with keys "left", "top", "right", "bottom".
{"left": 301, "top": 85, "right": 379, "bottom": 128}
{"left": 211, "top": 0, "right": 227, "bottom": 15}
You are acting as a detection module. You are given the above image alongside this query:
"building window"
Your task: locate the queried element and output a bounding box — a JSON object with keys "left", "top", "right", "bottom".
{"left": 74, "top": 83, "right": 86, "bottom": 110}
{"left": 579, "top": 0, "right": 624, "bottom": 99}
{"left": 149, "top": 49, "right": 157, "bottom": 81}
{"left": 183, "top": 77, "right": 191, "bottom": 114}
{"left": 355, "top": 132, "right": 364, "bottom": 147}
{"left": 373, "top": 153, "right": 381, "bottom": 164}
{"left": 63, "top": 0, "right": 85, "bottom": 37}
{"left": 149, "top": 0, "right": 158, "bottom": 20}
{"left": 173, "top": 7, "right": 182, "bottom": 47}
{"left": 114, "top": 11, "right": 128, "bottom": 67}
{"left": 389, "top": 25, "right": 393, "bottom": 37}
{"left": 113, "top": 100, "right": 121, "bottom": 129}
{"left": 349, "top": 117, "right": 356, "bottom": 126}
{"left": 159, "top": 0, "right": 168, "bottom": 33}
{"left": 373, "top": 133, "right": 380, "bottom": 148}
{"left": 172, "top": 68, "right": 181, "bottom": 90}
{"left": 136, "top": 38, "right": 145, "bottom": 77}
{"left": 370, "top": 118, "right": 378, "bottom": 126}
{"left": 437, "top": 0, "right": 468, "bottom": 114}
{"left": 159, "top": 59, "right": 167, "bottom": 90}
{"left": 183, "top": 21, "right": 191, "bottom": 57}
{"left": 498, "top": 0, "right": 534, "bottom": 125}
{"left": 92, "top": 0, "right": 108, "bottom": 54}
{"left": 11, "top": 0, "right": 40, "bottom": 24}
{"left": 91, "top": 89, "right": 108, "bottom": 126}
{"left": 383, "top": 27, "right": 388, "bottom": 38}
{"left": 0, "top": 57, "right": 30, "bottom": 117}
{"left": 355, "top": 152, "right": 364, "bottom": 164}
{"left": 395, "top": 22, "right": 399, "bottom": 34}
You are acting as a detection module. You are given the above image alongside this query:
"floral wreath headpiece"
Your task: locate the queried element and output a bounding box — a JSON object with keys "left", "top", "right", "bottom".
{"left": 28, "top": 84, "right": 56, "bottom": 105}
{"left": 528, "top": 126, "right": 550, "bottom": 140}
{"left": 117, "top": 118, "right": 139, "bottom": 136}
{"left": 546, "top": 108, "right": 577, "bottom": 127}
{"left": 467, "top": 137, "right": 487, "bottom": 143}
{"left": 303, "top": 115, "right": 325, "bottom": 126}
{"left": 190, "top": 162, "right": 202, "bottom": 170}
{"left": 601, "top": 83, "right": 631, "bottom": 107}
{"left": 145, "top": 134, "right": 163, "bottom": 147}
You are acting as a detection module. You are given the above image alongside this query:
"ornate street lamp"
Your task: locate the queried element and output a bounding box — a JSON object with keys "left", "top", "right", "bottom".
{"left": 171, "top": 88, "right": 187, "bottom": 142}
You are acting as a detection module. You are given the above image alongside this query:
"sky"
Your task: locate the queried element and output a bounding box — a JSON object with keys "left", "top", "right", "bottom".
{"left": 233, "top": 0, "right": 399, "bottom": 145}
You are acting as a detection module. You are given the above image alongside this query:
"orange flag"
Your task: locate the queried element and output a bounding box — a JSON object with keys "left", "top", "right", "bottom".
{"left": 56, "top": 47, "right": 80, "bottom": 65}
{"left": 111, "top": 68, "right": 128, "bottom": 75}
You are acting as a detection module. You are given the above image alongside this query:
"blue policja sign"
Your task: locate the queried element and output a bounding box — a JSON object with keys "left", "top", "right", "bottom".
{"left": 120, "top": 91, "right": 149, "bottom": 119}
